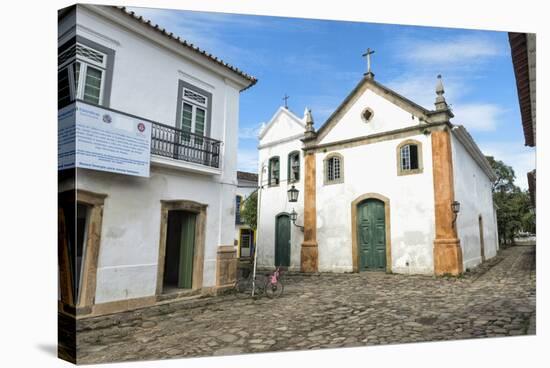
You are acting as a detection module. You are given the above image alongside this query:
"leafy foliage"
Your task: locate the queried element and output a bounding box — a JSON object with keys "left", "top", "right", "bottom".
{"left": 240, "top": 190, "right": 258, "bottom": 230}
{"left": 487, "top": 156, "right": 535, "bottom": 244}
{"left": 486, "top": 156, "right": 516, "bottom": 193}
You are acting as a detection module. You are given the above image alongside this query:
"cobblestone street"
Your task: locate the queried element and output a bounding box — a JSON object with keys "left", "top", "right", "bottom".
{"left": 73, "top": 245, "right": 536, "bottom": 364}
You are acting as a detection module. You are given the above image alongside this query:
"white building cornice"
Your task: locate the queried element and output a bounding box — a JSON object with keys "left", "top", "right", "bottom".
{"left": 258, "top": 133, "right": 306, "bottom": 149}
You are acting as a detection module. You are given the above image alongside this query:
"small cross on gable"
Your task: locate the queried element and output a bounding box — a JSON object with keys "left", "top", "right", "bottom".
{"left": 362, "top": 48, "right": 375, "bottom": 78}
{"left": 282, "top": 94, "right": 290, "bottom": 109}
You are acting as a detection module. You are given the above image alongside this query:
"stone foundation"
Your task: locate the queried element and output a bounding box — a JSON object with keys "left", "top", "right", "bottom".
{"left": 300, "top": 241, "right": 318, "bottom": 273}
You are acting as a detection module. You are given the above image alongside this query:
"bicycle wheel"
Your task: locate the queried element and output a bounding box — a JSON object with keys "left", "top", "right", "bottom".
{"left": 234, "top": 277, "right": 251, "bottom": 298}
{"left": 264, "top": 280, "right": 284, "bottom": 298}
{"left": 250, "top": 275, "right": 266, "bottom": 297}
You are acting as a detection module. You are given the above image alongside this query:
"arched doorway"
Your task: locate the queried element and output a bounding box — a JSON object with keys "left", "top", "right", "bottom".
{"left": 275, "top": 213, "right": 291, "bottom": 267}
{"left": 351, "top": 193, "right": 391, "bottom": 272}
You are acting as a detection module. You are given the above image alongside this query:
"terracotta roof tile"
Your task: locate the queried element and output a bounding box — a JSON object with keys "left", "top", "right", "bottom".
{"left": 237, "top": 171, "right": 258, "bottom": 182}
{"left": 509, "top": 32, "right": 534, "bottom": 147}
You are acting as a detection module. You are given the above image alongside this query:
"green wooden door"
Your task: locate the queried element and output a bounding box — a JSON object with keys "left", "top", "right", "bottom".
{"left": 358, "top": 199, "right": 386, "bottom": 270}
{"left": 178, "top": 212, "right": 196, "bottom": 289}
{"left": 275, "top": 214, "right": 291, "bottom": 267}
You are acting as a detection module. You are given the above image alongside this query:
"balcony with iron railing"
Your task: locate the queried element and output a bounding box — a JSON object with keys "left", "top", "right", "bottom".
{"left": 151, "top": 122, "right": 221, "bottom": 170}
{"left": 66, "top": 100, "right": 223, "bottom": 174}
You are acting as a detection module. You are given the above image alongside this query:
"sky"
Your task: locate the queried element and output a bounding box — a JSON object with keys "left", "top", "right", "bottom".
{"left": 129, "top": 6, "right": 535, "bottom": 189}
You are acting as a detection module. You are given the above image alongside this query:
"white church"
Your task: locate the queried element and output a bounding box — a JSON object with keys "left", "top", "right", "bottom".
{"left": 256, "top": 67, "right": 499, "bottom": 276}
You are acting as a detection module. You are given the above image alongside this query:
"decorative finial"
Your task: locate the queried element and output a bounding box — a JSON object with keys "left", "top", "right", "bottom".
{"left": 304, "top": 108, "right": 316, "bottom": 139}
{"left": 282, "top": 94, "right": 290, "bottom": 109}
{"left": 436, "top": 74, "right": 444, "bottom": 95}
{"left": 362, "top": 48, "right": 375, "bottom": 79}
{"left": 435, "top": 74, "right": 448, "bottom": 111}
{"left": 305, "top": 109, "right": 314, "bottom": 128}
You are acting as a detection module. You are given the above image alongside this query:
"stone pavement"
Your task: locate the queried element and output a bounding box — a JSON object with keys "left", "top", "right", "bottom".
{"left": 74, "top": 245, "right": 536, "bottom": 364}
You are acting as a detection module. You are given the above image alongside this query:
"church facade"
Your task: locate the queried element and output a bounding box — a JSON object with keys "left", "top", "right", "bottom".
{"left": 256, "top": 73, "right": 499, "bottom": 276}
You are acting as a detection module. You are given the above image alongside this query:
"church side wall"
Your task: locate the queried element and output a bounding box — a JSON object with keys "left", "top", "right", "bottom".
{"left": 257, "top": 139, "right": 304, "bottom": 271}
{"left": 315, "top": 133, "right": 436, "bottom": 274}
{"left": 451, "top": 133, "right": 499, "bottom": 270}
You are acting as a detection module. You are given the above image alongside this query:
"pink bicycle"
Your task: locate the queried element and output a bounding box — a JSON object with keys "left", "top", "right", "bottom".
{"left": 264, "top": 266, "right": 284, "bottom": 298}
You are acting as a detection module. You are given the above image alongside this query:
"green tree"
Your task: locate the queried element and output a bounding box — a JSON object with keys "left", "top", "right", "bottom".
{"left": 240, "top": 190, "right": 258, "bottom": 230}
{"left": 486, "top": 156, "right": 516, "bottom": 193}
{"left": 487, "top": 156, "right": 536, "bottom": 245}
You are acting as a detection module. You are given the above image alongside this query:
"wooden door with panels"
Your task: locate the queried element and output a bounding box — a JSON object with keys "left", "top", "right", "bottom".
{"left": 275, "top": 214, "right": 291, "bottom": 267}
{"left": 357, "top": 199, "right": 386, "bottom": 270}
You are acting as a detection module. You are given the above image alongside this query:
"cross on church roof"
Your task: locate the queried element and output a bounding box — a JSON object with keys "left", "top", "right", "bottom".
{"left": 362, "top": 47, "right": 375, "bottom": 79}
{"left": 282, "top": 93, "right": 290, "bottom": 109}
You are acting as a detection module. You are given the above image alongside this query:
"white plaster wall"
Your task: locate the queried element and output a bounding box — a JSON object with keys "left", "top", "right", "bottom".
{"left": 451, "top": 133, "right": 499, "bottom": 269}
{"left": 78, "top": 166, "right": 229, "bottom": 303}
{"left": 65, "top": 6, "right": 246, "bottom": 303}
{"left": 316, "top": 133, "right": 436, "bottom": 274}
{"left": 256, "top": 91, "right": 437, "bottom": 274}
{"left": 319, "top": 88, "right": 423, "bottom": 145}
{"left": 75, "top": 6, "right": 244, "bottom": 164}
{"left": 217, "top": 83, "right": 241, "bottom": 246}
{"left": 256, "top": 133, "right": 305, "bottom": 271}
{"left": 259, "top": 108, "right": 305, "bottom": 146}
{"left": 256, "top": 131, "right": 436, "bottom": 274}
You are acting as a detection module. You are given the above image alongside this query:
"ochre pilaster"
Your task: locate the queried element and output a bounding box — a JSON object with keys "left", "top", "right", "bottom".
{"left": 431, "top": 129, "right": 463, "bottom": 275}
{"left": 301, "top": 152, "right": 318, "bottom": 272}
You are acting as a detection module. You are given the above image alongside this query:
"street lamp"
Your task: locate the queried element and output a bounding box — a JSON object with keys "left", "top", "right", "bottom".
{"left": 289, "top": 208, "right": 304, "bottom": 231}
{"left": 287, "top": 185, "right": 299, "bottom": 203}
{"left": 452, "top": 200, "right": 460, "bottom": 214}
{"left": 290, "top": 208, "right": 298, "bottom": 223}
{"left": 451, "top": 200, "right": 460, "bottom": 227}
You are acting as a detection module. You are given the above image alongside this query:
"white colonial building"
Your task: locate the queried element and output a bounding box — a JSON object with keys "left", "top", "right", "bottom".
{"left": 57, "top": 5, "right": 256, "bottom": 317}
{"left": 235, "top": 171, "right": 258, "bottom": 259}
{"left": 257, "top": 107, "right": 307, "bottom": 269}
{"left": 256, "top": 71, "right": 499, "bottom": 276}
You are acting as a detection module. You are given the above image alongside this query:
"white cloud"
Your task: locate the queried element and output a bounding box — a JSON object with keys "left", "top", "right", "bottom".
{"left": 126, "top": 7, "right": 268, "bottom": 70}
{"left": 282, "top": 54, "right": 358, "bottom": 84}
{"left": 478, "top": 141, "right": 536, "bottom": 190}
{"left": 127, "top": 7, "right": 212, "bottom": 47}
{"left": 309, "top": 105, "right": 337, "bottom": 125}
{"left": 386, "top": 75, "right": 505, "bottom": 132}
{"left": 297, "top": 94, "right": 346, "bottom": 125}
{"left": 239, "top": 122, "right": 264, "bottom": 140}
{"left": 385, "top": 35, "right": 507, "bottom": 125}
{"left": 396, "top": 34, "right": 505, "bottom": 67}
{"left": 237, "top": 148, "right": 259, "bottom": 173}
{"left": 128, "top": 8, "right": 524, "bottom": 185}
{"left": 386, "top": 74, "right": 468, "bottom": 109}
{"left": 452, "top": 103, "right": 504, "bottom": 132}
